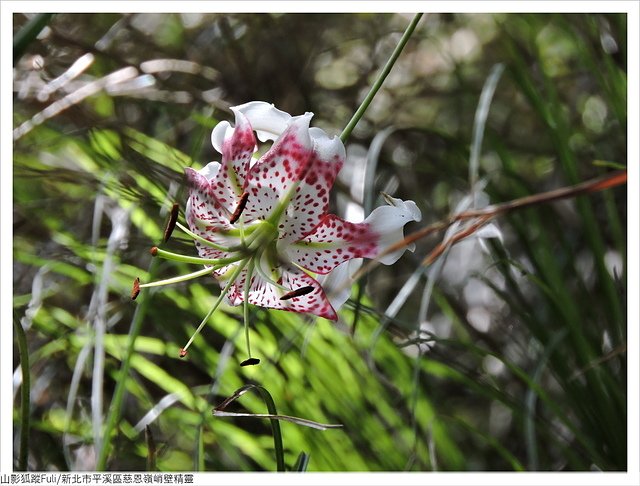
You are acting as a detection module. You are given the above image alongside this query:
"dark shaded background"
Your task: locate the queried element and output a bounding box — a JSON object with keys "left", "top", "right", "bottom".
{"left": 13, "top": 13, "right": 627, "bottom": 472}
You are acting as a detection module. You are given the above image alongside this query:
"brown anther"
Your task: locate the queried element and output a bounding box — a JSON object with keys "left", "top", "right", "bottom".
{"left": 229, "top": 192, "right": 249, "bottom": 224}
{"left": 131, "top": 278, "right": 141, "bottom": 300}
{"left": 163, "top": 203, "right": 179, "bottom": 242}
{"left": 150, "top": 246, "right": 158, "bottom": 256}
{"left": 279, "top": 286, "right": 315, "bottom": 301}
{"left": 240, "top": 358, "right": 260, "bottom": 367}
{"left": 179, "top": 348, "right": 188, "bottom": 358}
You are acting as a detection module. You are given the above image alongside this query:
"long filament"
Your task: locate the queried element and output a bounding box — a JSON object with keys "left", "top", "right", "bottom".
{"left": 242, "top": 259, "right": 256, "bottom": 359}
{"left": 180, "top": 261, "right": 247, "bottom": 355}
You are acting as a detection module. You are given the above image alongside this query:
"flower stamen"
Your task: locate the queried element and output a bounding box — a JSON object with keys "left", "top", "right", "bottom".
{"left": 163, "top": 203, "right": 180, "bottom": 242}
{"left": 138, "top": 266, "right": 215, "bottom": 289}
{"left": 131, "top": 277, "right": 141, "bottom": 300}
{"left": 240, "top": 358, "right": 260, "bottom": 366}
{"left": 229, "top": 192, "right": 249, "bottom": 224}
{"left": 279, "top": 286, "right": 315, "bottom": 300}
{"left": 180, "top": 260, "right": 248, "bottom": 357}
{"left": 174, "top": 221, "right": 236, "bottom": 252}
{"left": 241, "top": 260, "right": 259, "bottom": 365}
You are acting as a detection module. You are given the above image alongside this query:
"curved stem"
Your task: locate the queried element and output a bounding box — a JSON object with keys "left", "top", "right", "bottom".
{"left": 340, "top": 13, "right": 423, "bottom": 143}
{"left": 213, "top": 385, "right": 286, "bottom": 472}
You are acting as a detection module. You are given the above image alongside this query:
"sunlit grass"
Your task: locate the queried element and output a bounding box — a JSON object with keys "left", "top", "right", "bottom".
{"left": 12, "top": 12, "right": 626, "bottom": 472}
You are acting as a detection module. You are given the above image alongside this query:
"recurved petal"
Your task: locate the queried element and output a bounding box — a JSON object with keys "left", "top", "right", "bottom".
{"left": 185, "top": 166, "right": 229, "bottom": 227}
{"left": 218, "top": 109, "right": 256, "bottom": 192}
{"left": 211, "top": 101, "right": 292, "bottom": 153}
{"left": 362, "top": 197, "right": 422, "bottom": 264}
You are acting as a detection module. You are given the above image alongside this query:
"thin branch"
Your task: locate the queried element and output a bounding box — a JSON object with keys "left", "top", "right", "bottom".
{"left": 353, "top": 169, "right": 627, "bottom": 281}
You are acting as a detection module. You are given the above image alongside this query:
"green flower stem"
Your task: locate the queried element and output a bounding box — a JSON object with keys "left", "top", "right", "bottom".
{"left": 214, "top": 385, "right": 285, "bottom": 472}
{"left": 339, "top": 13, "right": 423, "bottom": 144}
{"left": 251, "top": 386, "right": 285, "bottom": 472}
{"left": 14, "top": 312, "right": 31, "bottom": 471}
{"left": 181, "top": 260, "right": 248, "bottom": 354}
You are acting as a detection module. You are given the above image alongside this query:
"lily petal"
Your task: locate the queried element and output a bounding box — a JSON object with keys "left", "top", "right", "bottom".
{"left": 284, "top": 214, "right": 378, "bottom": 274}
{"left": 185, "top": 165, "right": 230, "bottom": 229}
{"left": 185, "top": 166, "right": 241, "bottom": 273}
{"left": 217, "top": 109, "right": 256, "bottom": 198}
{"left": 211, "top": 101, "right": 291, "bottom": 152}
{"left": 243, "top": 113, "right": 314, "bottom": 221}
{"left": 363, "top": 196, "right": 422, "bottom": 264}
{"left": 278, "top": 127, "right": 345, "bottom": 243}
{"left": 316, "top": 258, "right": 363, "bottom": 313}
{"left": 226, "top": 264, "right": 337, "bottom": 320}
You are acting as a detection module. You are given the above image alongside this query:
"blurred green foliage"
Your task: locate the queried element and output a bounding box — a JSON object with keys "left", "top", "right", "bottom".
{"left": 13, "top": 12, "right": 626, "bottom": 472}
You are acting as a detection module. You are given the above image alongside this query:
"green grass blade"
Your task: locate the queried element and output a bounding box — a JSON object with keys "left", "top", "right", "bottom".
{"left": 96, "top": 258, "right": 160, "bottom": 470}
{"left": 14, "top": 312, "right": 31, "bottom": 471}
{"left": 13, "top": 13, "right": 55, "bottom": 66}
{"left": 292, "top": 451, "right": 311, "bottom": 472}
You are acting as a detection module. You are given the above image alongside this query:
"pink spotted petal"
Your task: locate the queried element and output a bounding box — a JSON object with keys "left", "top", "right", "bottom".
{"left": 185, "top": 166, "right": 231, "bottom": 230}
{"left": 214, "top": 109, "right": 256, "bottom": 201}
{"left": 243, "top": 113, "right": 314, "bottom": 222}
{"left": 283, "top": 214, "right": 379, "bottom": 274}
{"left": 225, "top": 263, "right": 337, "bottom": 320}
{"left": 278, "top": 127, "right": 345, "bottom": 243}
{"left": 185, "top": 167, "right": 241, "bottom": 272}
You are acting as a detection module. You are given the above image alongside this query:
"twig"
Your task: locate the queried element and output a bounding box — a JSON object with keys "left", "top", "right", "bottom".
{"left": 354, "top": 169, "right": 627, "bottom": 281}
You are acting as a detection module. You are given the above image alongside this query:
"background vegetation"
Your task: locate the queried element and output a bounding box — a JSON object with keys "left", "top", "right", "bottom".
{"left": 12, "top": 12, "right": 627, "bottom": 472}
